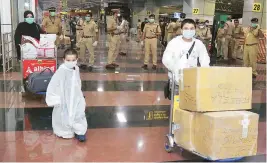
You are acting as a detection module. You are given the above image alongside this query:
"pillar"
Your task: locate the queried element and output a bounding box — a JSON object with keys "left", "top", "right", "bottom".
{"left": 243, "top": 0, "right": 266, "bottom": 29}
{"left": 183, "top": 0, "right": 215, "bottom": 23}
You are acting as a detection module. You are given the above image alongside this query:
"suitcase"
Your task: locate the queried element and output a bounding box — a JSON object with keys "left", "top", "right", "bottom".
{"left": 26, "top": 68, "right": 54, "bottom": 93}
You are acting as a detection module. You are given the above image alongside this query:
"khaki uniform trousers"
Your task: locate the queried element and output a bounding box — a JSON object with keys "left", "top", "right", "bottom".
{"left": 217, "top": 38, "right": 224, "bottom": 57}
{"left": 231, "top": 38, "right": 240, "bottom": 59}
{"left": 137, "top": 29, "right": 141, "bottom": 42}
{"left": 144, "top": 38, "right": 157, "bottom": 65}
{"left": 243, "top": 44, "right": 258, "bottom": 76}
{"left": 79, "top": 37, "right": 95, "bottom": 66}
{"left": 167, "top": 33, "right": 174, "bottom": 43}
{"left": 223, "top": 35, "right": 232, "bottom": 60}
{"left": 120, "top": 33, "right": 127, "bottom": 53}
{"left": 108, "top": 35, "right": 121, "bottom": 64}
{"left": 76, "top": 30, "right": 83, "bottom": 47}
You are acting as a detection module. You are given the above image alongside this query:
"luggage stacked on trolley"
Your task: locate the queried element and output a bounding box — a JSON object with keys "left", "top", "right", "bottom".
{"left": 165, "top": 67, "right": 259, "bottom": 162}
{"left": 20, "top": 34, "right": 58, "bottom": 95}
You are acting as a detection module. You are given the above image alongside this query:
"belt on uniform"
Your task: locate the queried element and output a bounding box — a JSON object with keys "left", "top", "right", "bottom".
{"left": 146, "top": 37, "right": 156, "bottom": 39}
{"left": 77, "top": 29, "right": 83, "bottom": 30}
{"left": 108, "top": 33, "right": 120, "bottom": 35}
{"left": 83, "top": 36, "right": 94, "bottom": 38}
{"left": 245, "top": 43, "right": 258, "bottom": 46}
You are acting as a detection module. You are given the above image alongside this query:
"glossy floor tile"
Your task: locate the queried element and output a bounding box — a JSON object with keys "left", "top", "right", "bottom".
{"left": 0, "top": 35, "right": 266, "bottom": 162}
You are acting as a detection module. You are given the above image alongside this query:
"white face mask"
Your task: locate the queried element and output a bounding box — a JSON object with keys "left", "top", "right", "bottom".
{"left": 64, "top": 60, "right": 77, "bottom": 69}
{"left": 199, "top": 25, "right": 205, "bottom": 29}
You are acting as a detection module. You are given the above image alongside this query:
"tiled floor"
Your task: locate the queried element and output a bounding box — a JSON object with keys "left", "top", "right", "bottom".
{"left": 0, "top": 36, "right": 266, "bottom": 162}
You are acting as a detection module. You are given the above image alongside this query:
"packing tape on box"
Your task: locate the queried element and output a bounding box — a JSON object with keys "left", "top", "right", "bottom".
{"left": 196, "top": 68, "right": 200, "bottom": 111}
{"left": 239, "top": 112, "right": 250, "bottom": 139}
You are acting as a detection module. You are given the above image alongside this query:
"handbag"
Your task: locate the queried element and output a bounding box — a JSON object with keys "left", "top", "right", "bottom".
{"left": 164, "top": 41, "right": 196, "bottom": 100}
{"left": 26, "top": 68, "right": 54, "bottom": 93}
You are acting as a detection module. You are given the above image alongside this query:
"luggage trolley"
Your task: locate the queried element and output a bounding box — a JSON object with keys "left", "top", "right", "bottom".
{"left": 20, "top": 46, "right": 58, "bottom": 95}
{"left": 164, "top": 72, "right": 244, "bottom": 162}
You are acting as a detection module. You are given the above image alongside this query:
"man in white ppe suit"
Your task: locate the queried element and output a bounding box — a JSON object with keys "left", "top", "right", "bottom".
{"left": 46, "top": 49, "right": 87, "bottom": 142}
{"left": 162, "top": 19, "right": 210, "bottom": 85}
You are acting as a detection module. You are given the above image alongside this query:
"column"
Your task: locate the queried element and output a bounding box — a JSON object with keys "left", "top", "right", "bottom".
{"left": 183, "top": 0, "right": 215, "bottom": 22}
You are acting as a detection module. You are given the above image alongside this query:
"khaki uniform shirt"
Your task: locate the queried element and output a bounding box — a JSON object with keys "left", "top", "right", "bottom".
{"left": 76, "top": 19, "right": 84, "bottom": 30}
{"left": 216, "top": 28, "right": 225, "bottom": 41}
{"left": 143, "top": 23, "right": 161, "bottom": 38}
{"left": 167, "top": 22, "right": 177, "bottom": 33}
{"left": 107, "top": 17, "right": 120, "bottom": 34}
{"left": 234, "top": 25, "right": 243, "bottom": 38}
{"left": 175, "top": 21, "right": 182, "bottom": 35}
{"left": 82, "top": 20, "right": 98, "bottom": 37}
{"left": 137, "top": 22, "right": 141, "bottom": 29}
{"left": 196, "top": 27, "right": 212, "bottom": 40}
{"left": 224, "top": 21, "right": 234, "bottom": 36}
{"left": 42, "top": 16, "right": 62, "bottom": 34}
{"left": 245, "top": 25, "right": 260, "bottom": 45}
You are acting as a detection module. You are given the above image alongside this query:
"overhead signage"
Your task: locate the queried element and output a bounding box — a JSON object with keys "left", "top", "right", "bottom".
{"left": 252, "top": 3, "right": 261, "bottom": 12}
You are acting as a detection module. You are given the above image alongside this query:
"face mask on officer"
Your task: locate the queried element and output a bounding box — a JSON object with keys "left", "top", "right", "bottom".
{"left": 149, "top": 18, "right": 155, "bottom": 23}
{"left": 251, "top": 23, "right": 258, "bottom": 28}
{"left": 50, "top": 11, "right": 56, "bottom": 17}
{"left": 85, "top": 16, "right": 91, "bottom": 22}
{"left": 199, "top": 24, "right": 205, "bottom": 29}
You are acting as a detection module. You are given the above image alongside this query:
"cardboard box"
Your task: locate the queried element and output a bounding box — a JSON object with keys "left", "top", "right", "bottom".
{"left": 173, "top": 109, "right": 195, "bottom": 151}
{"left": 179, "top": 67, "right": 252, "bottom": 112}
{"left": 194, "top": 111, "right": 259, "bottom": 160}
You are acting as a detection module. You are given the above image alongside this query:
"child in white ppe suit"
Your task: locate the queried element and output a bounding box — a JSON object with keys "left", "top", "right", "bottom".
{"left": 46, "top": 48, "right": 87, "bottom": 142}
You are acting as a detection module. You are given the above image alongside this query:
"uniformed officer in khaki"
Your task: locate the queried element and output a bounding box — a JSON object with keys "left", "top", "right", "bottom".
{"left": 232, "top": 19, "right": 243, "bottom": 59}
{"left": 106, "top": 11, "right": 121, "bottom": 69}
{"left": 223, "top": 16, "right": 234, "bottom": 60}
{"left": 76, "top": 15, "right": 84, "bottom": 48}
{"left": 196, "top": 19, "right": 212, "bottom": 51}
{"left": 141, "top": 14, "right": 161, "bottom": 70}
{"left": 42, "top": 7, "right": 62, "bottom": 46}
{"left": 166, "top": 18, "right": 177, "bottom": 43}
{"left": 244, "top": 18, "right": 260, "bottom": 78}
{"left": 79, "top": 12, "right": 99, "bottom": 71}
{"left": 216, "top": 21, "right": 225, "bottom": 58}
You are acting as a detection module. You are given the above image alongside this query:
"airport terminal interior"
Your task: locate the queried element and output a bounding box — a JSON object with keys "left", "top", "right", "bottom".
{"left": 0, "top": 0, "right": 266, "bottom": 162}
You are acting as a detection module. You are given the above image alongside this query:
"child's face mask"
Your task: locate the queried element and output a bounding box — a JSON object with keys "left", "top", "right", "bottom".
{"left": 64, "top": 60, "right": 77, "bottom": 69}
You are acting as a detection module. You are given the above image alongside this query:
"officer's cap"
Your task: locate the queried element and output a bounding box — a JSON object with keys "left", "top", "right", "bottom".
{"left": 251, "top": 18, "right": 258, "bottom": 23}
{"left": 149, "top": 14, "right": 155, "bottom": 18}
{"left": 48, "top": 7, "right": 56, "bottom": 12}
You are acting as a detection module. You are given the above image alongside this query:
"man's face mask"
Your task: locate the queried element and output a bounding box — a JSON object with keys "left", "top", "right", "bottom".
{"left": 85, "top": 16, "right": 91, "bottom": 22}
{"left": 182, "top": 30, "right": 196, "bottom": 39}
{"left": 50, "top": 11, "right": 56, "bottom": 17}
{"left": 199, "top": 24, "right": 205, "bottom": 29}
{"left": 149, "top": 18, "right": 155, "bottom": 23}
{"left": 251, "top": 23, "right": 258, "bottom": 28}
{"left": 25, "top": 18, "right": 34, "bottom": 24}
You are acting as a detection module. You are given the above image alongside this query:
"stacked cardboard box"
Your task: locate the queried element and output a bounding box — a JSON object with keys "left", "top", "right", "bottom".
{"left": 173, "top": 67, "right": 259, "bottom": 160}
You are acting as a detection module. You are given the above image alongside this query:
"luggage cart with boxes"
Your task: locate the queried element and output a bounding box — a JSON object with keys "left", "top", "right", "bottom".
{"left": 164, "top": 72, "right": 244, "bottom": 162}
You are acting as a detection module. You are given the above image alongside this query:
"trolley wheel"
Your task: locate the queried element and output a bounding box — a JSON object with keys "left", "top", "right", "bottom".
{"left": 164, "top": 135, "right": 174, "bottom": 153}
{"left": 164, "top": 143, "right": 173, "bottom": 153}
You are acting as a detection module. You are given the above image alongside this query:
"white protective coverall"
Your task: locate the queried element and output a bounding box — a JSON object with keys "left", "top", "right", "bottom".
{"left": 46, "top": 64, "right": 87, "bottom": 138}
{"left": 162, "top": 36, "right": 210, "bottom": 84}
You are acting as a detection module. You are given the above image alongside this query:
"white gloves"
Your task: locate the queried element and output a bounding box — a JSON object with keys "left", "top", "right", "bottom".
{"left": 117, "top": 26, "right": 122, "bottom": 30}
{"left": 92, "top": 41, "right": 98, "bottom": 47}
{"left": 141, "top": 41, "right": 144, "bottom": 46}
